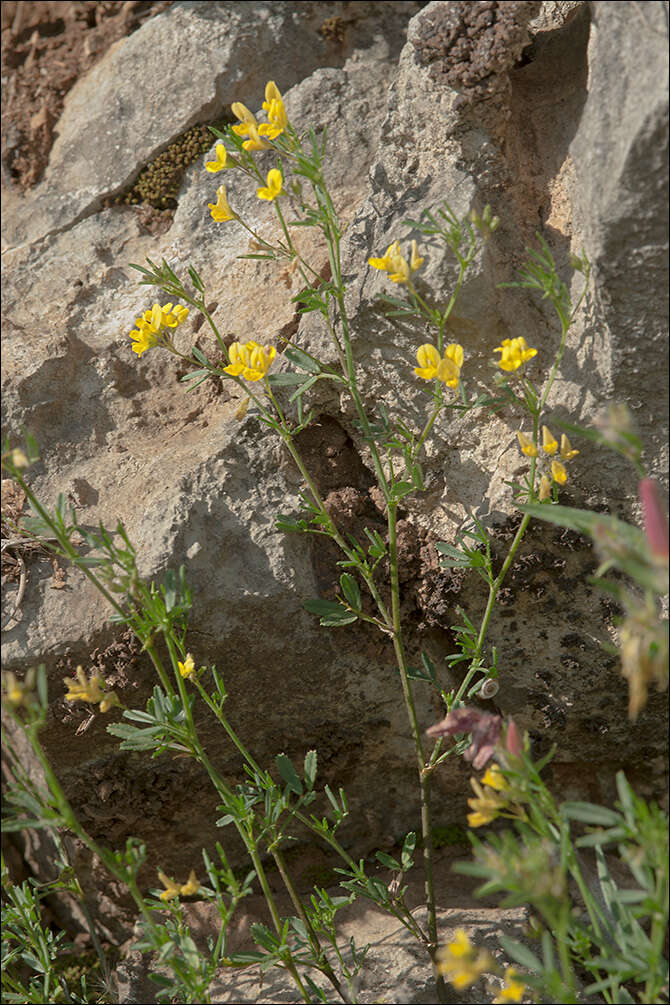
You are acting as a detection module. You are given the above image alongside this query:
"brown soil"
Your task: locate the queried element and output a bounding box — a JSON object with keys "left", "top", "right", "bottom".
{"left": 1, "top": 1, "right": 172, "bottom": 189}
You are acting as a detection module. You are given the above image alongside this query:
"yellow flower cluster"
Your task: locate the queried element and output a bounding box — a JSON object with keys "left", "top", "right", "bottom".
{"left": 129, "top": 302, "right": 189, "bottom": 357}
{"left": 205, "top": 83, "right": 289, "bottom": 221}
{"left": 63, "top": 666, "right": 120, "bottom": 713}
{"left": 414, "top": 343, "right": 463, "bottom": 388}
{"left": 368, "top": 239, "right": 423, "bottom": 284}
{"left": 158, "top": 869, "right": 199, "bottom": 901}
{"left": 467, "top": 764, "right": 512, "bottom": 827}
{"left": 224, "top": 340, "right": 276, "bottom": 382}
{"left": 437, "top": 929, "right": 493, "bottom": 988}
{"left": 493, "top": 337, "right": 537, "bottom": 372}
{"left": 232, "top": 81, "right": 288, "bottom": 150}
{"left": 516, "top": 425, "right": 579, "bottom": 496}
{"left": 493, "top": 968, "right": 527, "bottom": 1003}
{"left": 438, "top": 930, "right": 527, "bottom": 1001}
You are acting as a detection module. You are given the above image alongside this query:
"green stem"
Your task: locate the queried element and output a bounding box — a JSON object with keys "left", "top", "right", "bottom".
{"left": 387, "top": 503, "right": 448, "bottom": 1003}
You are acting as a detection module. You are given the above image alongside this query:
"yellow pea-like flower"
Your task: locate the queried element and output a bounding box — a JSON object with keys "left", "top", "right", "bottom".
{"left": 560, "top": 433, "right": 579, "bottom": 460}
{"left": 414, "top": 343, "right": 463, "bottom": 387}
{"left": 542, "top": 425, "right": 558, "bottom": 454}
{"left": 208, "top": 185, "right": 237, "bottom": 222}
{"left": 493, "top": 336, "right": 537, "bottom": 372}
{"left": 178, "top": 654, "right": 195, "bottom": 679}
{"left": 204, "top": 142, "right": 228, "bottom": 173}
{"left": 551, "top": 460, "right": 568, "bottom": 484}
{"left": 257, "top": 168, "right": 285, "bottom": 201}
{"left": 539, "top": 474, "right": 552, "bottom": 500}
{"left": 516, "top": 431, "right": 538, "bottom": 457}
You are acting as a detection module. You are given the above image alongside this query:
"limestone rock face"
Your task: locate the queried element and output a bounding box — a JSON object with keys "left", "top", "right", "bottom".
{"left": 2, "top": 0, "right": 668, "bottom": 933}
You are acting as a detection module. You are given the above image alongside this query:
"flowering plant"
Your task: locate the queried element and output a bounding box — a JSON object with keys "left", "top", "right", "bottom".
{"left": 2, "top": 78, "right": 667, "bottom": 1005}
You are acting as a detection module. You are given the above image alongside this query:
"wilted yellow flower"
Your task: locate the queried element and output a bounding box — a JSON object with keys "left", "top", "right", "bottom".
{"left": 493, "top": 337, "right": 537, "bottom": 372}
{"left": 10, "top": 448, "right": 29, "bottom": 469}
{"left": 492, "top": 967, "right": 526, "bottom": 1003}
{"left": 257, "top": 168, "right": 284, "bottom": 201}
{"left": 541, "top": 425, "right": 558, "bottom": 455}
{"left": 158, "top": 869, "right": 199, "bottom": 901}
{"left": 550, "top": 460, "right": 568, "bottom": 484}
{"left": 437, "top": 929, "right": 493, "bottom": 989}
{"left": 259, "top": 81, "right": 288, "bottom": 140}
{"left": 560, "top": 433, "right": 579, "bottom": 461}
{"left": 64, "top": 666, "right": 104, "bottom": 704}
{"left": 2, "top": 669, "right": 36, "bottom": 708}
{"left": 369, "top": 239, "right": 423, "bottom": 284}
{"left": 179, "top": 870, "right": 199, "bottom": 896}
{"left": 516, "top": 431, "right": 538, "bottom": 457}
{"left": 414, "top": 343, "right": 463, "bottom": 387}
{"left": 224, "top": 341, "right": 276, "bottom": 382}
{"left": 178, "top": 654, "right": 196, "bottom": 679}
{"left": 205, "top": 142, "right": 228, "bottom": 173}
{"left": 158, "top": 871, "right": 182, "bottom": 902}
{"left": 619, "top": 600, "right": 669, "bottom": 719}
{"left": 208, "top": 185, "right": 237, "bottom": 222}
{"left": 539, "top": 474, "right": 552, "bottom": 500}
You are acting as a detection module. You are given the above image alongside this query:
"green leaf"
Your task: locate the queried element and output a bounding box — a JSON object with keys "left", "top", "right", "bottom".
{"left": 303, "top": 749, "right": 317, "bottom": 790}
{"left": 498, "top": 935, "right": 542, "bottom": 972}
{"left": 304, "top": 597, "right": 358, "bottom": 626}
{"left": 289, "top": 374, "right": 320, "bottom": 402}
{"left": 284, "top": 346, "right": 321, "bottom": 374}
{"left": 275, "top": 753, "right": 303, "bottom": 795}
{"left": 390, "top": 480, "right": 415, "bottom": 501}
{"left": 561, "top": 802, "right": 622, "bottom": 826}
{"left": 375, "top": 851, "right": 401, "bottom": 870}
{"left": 191, "top": 346, "right": 210, "bottom": 367}
{"left": 267, "top": 372, "right": 306, "bottom": 387}
{"left": 339, "top": 573, "right": 361, "bottom": 611}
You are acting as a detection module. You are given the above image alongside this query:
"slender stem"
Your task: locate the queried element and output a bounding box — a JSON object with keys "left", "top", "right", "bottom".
{"left": 386, "top": 503, "right": 448, "bottom": 1003}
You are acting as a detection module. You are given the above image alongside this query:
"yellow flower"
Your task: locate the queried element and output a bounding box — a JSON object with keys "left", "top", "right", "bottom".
{"left": 516, "top": 431, "right": 538, "bottom": 457}
{"left": 493, "top": 967, "right": 526, "bottom": 1003}
{"left": 10, "top": 448, "right": 29, "bottom": 468}
{"left": 480, "top": 764, "right": 509, "bottom": 791}
{"left": 129, "top": 302, "right": 189, "bottom": 357}
{"left": 259, "top": 81, "right": 288, "bottom": 140}
{"left": 224, "top": 341, "right": 276, "bottom": 382}
{"left": 160, "top": 303, "right": 189, "bottom": 328}
{"left": 230, "top": 102, "right": 271, "bottom": 150}
{"left": 2, "top": 669, "right": 36, "bottom": 708}
{"left": 410, "top": 239, "right": 424, "bottom": 271}
{"left": 204, "top": 142, "right": 228, "bottom": 173}
{"left": 539, "top": 474, "right": 552, "bottom": 500}
{"left": 178, "top": 654, "right": 195, "bottom": 679}
{"left": 414, "top": 343, "right": 463, "bottom": 387}
{"left": 257, "top": 168, "right": 284, "bottom": 201}
{"left": 551, "top": 460, "right": 568, "bottom": 484}
{"left": 158, "top": 871, "right": 182, "bottom": 902}
{"left": 64, "top": 666, "right": 105, "bottom": 705}
{"left": 158, "top": 869, "right": 199, "bottom": 901}
{"left": 179, "top": 870, "right": 199, "bottom": 896}
{"left": 368, "top": 239, "right": 423, "bottom": 284}
{"left": 437, "top": 929, "right": 493, "bottom": 989}
{"left": 493, "top": 337, "right": 537, "bottom": 371}
{"left": 560, "top": 433, "right": 579, "bottom": 461}
{"left": 208, "top": 185, "right": 237, "bottom": 222}
{"left": 541, "top": 425, "right": 558, "bottom": 455}
{"left": 467, "top": 776, "right": 509, "bottom": 828}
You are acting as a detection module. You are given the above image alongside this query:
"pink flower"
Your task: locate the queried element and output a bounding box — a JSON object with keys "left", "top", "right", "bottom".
{"left": 426, "top": 708, "right": 502, "bottom": 769}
